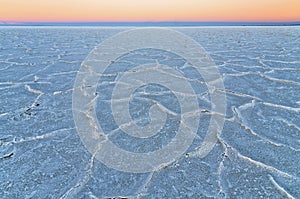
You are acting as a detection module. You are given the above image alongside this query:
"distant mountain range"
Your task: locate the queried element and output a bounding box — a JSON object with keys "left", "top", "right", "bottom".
{"left": 0, "top": 21, "right": 300, "bottom": 26}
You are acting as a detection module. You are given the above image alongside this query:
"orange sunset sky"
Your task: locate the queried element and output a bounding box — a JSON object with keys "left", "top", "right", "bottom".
{"left": 0, "top": 0, "right": 299, "bottom": 22}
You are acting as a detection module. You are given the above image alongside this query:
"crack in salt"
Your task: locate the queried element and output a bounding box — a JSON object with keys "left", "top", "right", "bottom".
{"left": 268, "top": 175, "right": 295, "bottom": 199}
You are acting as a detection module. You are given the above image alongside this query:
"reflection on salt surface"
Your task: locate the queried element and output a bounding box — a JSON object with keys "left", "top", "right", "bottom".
{"left": 0, "top": 27, "right": 299, "bottom": 198}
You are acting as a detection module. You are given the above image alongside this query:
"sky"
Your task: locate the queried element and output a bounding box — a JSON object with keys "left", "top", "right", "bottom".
{"left": 0, "top": 0, "right": 300, "bottom": 23}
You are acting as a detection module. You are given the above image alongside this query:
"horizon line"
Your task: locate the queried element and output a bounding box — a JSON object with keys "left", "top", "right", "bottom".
{"left": 1, "top": 21, "right": 300, "bottom": 26}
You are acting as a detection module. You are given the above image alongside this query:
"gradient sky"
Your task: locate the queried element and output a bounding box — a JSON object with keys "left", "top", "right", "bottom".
{"left": 1, "top": 0, "right": 300, "bottom": 22}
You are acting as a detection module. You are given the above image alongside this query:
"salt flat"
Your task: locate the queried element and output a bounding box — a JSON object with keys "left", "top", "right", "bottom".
{"left": 0, "top": 27, "right": 299, "bottom": 198}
